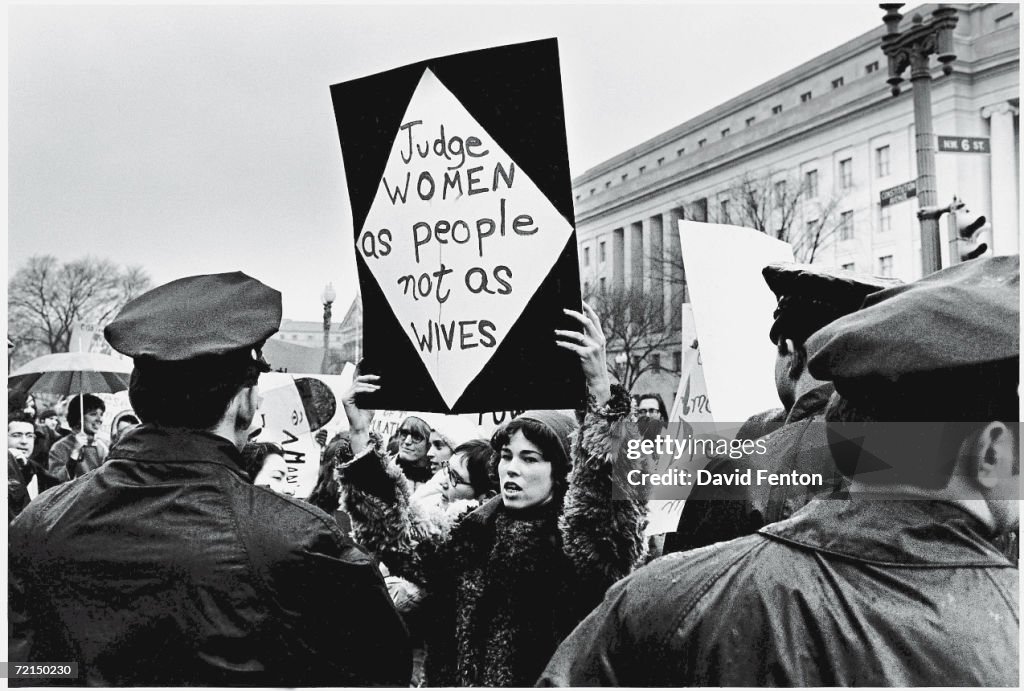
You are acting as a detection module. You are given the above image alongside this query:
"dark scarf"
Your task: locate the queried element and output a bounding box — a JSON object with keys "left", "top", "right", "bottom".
{"left": 426, "top": 496, "right": 576, "bottom": 687}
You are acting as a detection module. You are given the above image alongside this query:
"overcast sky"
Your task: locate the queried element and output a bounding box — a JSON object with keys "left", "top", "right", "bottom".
{"left": 9, "top": 2, "right": 887, "bottom": 321}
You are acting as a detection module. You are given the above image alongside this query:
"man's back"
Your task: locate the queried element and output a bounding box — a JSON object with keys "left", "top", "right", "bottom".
{"left": 9, "top": 425, "right": 411, "bottom": 687}
{"left": 541, "top": 499, "right": 1018, "bottom": 686}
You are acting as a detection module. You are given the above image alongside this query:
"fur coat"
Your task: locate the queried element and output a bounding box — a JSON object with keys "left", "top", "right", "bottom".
{"left": 341, "top": 387, "right": 648, "bottom": 687}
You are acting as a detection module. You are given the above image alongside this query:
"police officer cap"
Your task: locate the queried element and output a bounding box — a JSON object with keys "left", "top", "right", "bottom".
{"left": 105, "top": 272, "right": 282, "bottom": 362}
{"left": 763, "top": 262, "right": 902, "bottom": 344}
{"left": 807, "top": 256, "right": 1019, "bottom": 383}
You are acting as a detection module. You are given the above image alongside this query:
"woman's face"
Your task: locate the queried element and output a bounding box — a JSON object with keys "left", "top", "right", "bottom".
{"left": 397, "top": 421, "right": 429, "bottom": 463}
{"left": 442, "top": 452, "right": 477, "bottom": 503}
{"left": 498, "top": 430, "right": 554, "bottom": 510}
{"left": 254, "top": 453, "right": 293, "bottom": 496}
{"left": 427, "top": 432, "right": 453, "bottom": 473}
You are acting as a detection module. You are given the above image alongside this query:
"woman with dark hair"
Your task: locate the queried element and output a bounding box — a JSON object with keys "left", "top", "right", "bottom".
{"left": 338, "top": 303, "right": 648, "bottom": 687}
{"left": 240, "top": 441, "right": 292, "bottom": 496}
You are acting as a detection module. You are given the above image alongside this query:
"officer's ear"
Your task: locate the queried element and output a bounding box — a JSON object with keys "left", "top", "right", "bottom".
{"left": 231, "top": 385, "right": 261, "bottom": 432}
{"left": 968, "top": 422, "right": 1016, "bottom": 490}
{"left": 783, "top": 339, "right": 805, "bottom": 379}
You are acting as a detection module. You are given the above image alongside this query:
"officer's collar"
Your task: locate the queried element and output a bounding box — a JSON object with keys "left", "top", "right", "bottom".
{"left": 784, "top": 382, "right": 834, "bottom": 425}
{"left": 109, "top": 423, "right": 246, "bottom": 476}
{"left": 760, "top": 498, "right": 1012, "bottom": 567}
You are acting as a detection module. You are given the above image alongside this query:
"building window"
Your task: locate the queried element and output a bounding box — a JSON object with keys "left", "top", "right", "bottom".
{"left": 650, "top": 353, "right": 661, "bottom": 372}
{"left": 589, "top": 188, "right": 595, "bottom": 196}
{"left": 841, "top": 262, "right": 856, "bottom": 271}
{"left": 657, "top": 157, "right": 665, "bottom": 166}
{"left": 638, "top": 165, "right": 646, "bottom": 174}
{"left": 720, "top": 199, "right": 731, "bottom": 223}
{"left": 878, "top": 255, "right": 894, "bottom": 277}
{"left": 839, "top": 210, "right": 854, "bottom": 240}
{"left": 774, "top": 180, "right": 787, "bottom": 204}
{"left": 721, "top": 128, "right": 730, "bottom": 138}
{"left": 583, "top": 281, "right": 589, "bottom": 295}
{"left": 839, "top": 158, "right": 853, "bottom": 190}
{"left": 875, "top": 145, "right": 890, "bottom": 177}
{"left": 746, "top": 116, "right": 756, "bottom": 127}
{"left": 878, "top": 205, "right": 892, "bottom": 233}
{"left": 621, "top": 173, "right": 628, "bottom": 182}
{"left": 677, "top": 147, "right": 685, "bottom": 157}
{"left": 584, "top": 247, "right": 591, "bottom": 266}
{"left": 800, "top": 91, "right": 812, "bottom": 103}
{"left": 806, "top": 218, "right": 819, "bottom": 238}
{"left": 605, "top": 180, "right": 611, "bottom": 189}
{"left": 698, "top": 138, "right": 707, "bottom": 148}
{"left": 805, "top": 169, "right": 819, "bottom": 197}
{"left": 831, "top": 77, "right": 844, "bottom": 89}
{"left": 673, "top": 351, "right": 682, "bottom": 372}
{"left": 865, "top": 61, "right": 879, "bottom": 74}
{"left": 599, "top": 277, "right": 607, "bottom": 293}
{"left": 575, "top": 194, "right": 581, "bottom": 201}
{"left": 599, "top": 241, "right": 606, "bottom": 263}
{"left": 771, "top": 104, "right": 783, "bottom": 115}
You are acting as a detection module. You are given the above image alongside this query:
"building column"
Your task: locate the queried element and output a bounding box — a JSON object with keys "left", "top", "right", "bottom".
{"left": 611, "top": 228, "right": 625, "bottom": 291}
{"left": 645, "top": 215, "right": 664, "bottom": 318}
{"left": 665, "top": 208, "right": 685, "bottom": 329}
{"left": 981, "top": 101, "right": 1019, "bottom": 255}
{"left": 627, "top": 221, "right": 644, "bottom": 291}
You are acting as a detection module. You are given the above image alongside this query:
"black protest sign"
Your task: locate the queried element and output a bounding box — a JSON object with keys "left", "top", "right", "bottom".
{"left": 331, "top": 39, "right": 584, "bottom": 413}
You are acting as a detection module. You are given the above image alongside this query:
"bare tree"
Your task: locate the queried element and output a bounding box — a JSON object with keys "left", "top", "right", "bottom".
{"left": 587, "top": 286, "right": 681, "bottom": 392}
{"left": 654, "top": 169, "right": 845, "bottom": 284}
{"left": 8, "top": 255, "right": 152, "bottom": 365}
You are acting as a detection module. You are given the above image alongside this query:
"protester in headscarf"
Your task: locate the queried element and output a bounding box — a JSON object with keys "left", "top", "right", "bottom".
{"left": 338, "top": 303, "right": 648, "bottom": 687}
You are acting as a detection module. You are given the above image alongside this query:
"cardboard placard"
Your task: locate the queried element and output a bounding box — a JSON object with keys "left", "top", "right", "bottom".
{"left": 669, "top": 304, "right": 713, "bottom": 425}
{"left": 678, "top": 221, "right": 794, "bottom": 426}
{"left": 331, "top": 39, "right": 585, "bottom": 414}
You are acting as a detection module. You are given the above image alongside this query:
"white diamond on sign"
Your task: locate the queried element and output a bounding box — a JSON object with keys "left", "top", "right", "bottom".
{"left": 358, "top": 68, "right": 575, "bottom": 409}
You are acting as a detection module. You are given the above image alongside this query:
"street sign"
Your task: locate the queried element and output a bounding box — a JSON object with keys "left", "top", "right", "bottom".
{"left": 879, "top": 180, "right": 917, "bottom": 207}
{"left": 938, "top": 136, "right": 990, "bottom": 153}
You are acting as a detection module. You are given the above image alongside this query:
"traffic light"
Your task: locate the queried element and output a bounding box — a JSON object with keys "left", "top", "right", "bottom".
{"left": 946, "top": 196, "right": 990, "bottom": 264}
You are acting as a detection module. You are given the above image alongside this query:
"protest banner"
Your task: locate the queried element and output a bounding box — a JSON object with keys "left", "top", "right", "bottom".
{"left": 669, "top": 304, "right": 713, "bottom": 425}
{"left": 331, "top": 39, "right": 585, "bottom": 414}
{"left": 678, "top": 221, "right": 793, "bottom": 427}
{"left": 368, "top": 407, "right": 571, "bottom": 448}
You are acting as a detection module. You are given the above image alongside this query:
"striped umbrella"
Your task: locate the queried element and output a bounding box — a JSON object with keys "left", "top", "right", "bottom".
{"left": 8, "top": 352, "right": 133, "bottom": 397}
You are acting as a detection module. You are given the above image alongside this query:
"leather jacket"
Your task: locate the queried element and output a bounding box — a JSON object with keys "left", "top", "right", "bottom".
{"left": 9, "top": 424, "right": 411, "bottom": 686}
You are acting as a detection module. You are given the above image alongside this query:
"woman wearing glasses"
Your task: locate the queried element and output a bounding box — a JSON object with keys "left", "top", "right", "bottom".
{"left": 338, "top": 304, "right": 648, "bottom": 687}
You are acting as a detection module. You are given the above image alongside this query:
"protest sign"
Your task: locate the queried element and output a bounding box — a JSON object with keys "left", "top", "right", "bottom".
{"left": 240, "top": 368, "right": 354, "bottom": 499}
{"left": 669, "top": 304, "right": 713, "bottom": 425}
{"left": 331, "top": 39, "right": 585, "bottom": 414}
{"left": 678, "top": 221, "right": 793, "bottom": 426}
{"left": 368, "top": 408, "right": 559, "bottom": 448}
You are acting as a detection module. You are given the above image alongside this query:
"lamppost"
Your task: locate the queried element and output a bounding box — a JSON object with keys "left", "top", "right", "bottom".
{"left": 614, "top": 351, "right": 628, "bottom": 387}
{"left": 879, "top": 4, "right": 958, "bottom": 275}
{"left": 320, "top": 282, "right": 336, "bottom": 374}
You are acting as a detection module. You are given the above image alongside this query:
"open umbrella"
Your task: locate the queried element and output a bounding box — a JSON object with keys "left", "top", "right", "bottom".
{"left": 8, "top": 352, "right": 134, "bottom": 430}
{"left": 9, "top": 352, "right": 133, "bottom": 396}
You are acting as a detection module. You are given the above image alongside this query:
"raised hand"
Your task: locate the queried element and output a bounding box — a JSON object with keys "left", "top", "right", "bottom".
{"left": 555, "top": 302, "right": 612, "bottom": 406}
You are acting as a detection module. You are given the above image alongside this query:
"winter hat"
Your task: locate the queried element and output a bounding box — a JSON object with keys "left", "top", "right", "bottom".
{"left": 515, "top": 410, "right": 576, "bottom": 469}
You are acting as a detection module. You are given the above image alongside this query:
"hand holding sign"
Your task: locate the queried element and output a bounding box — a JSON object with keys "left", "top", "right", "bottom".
{"left": 342, "top": 374, "right": 380, "bottom": 454}
{"left": 555, "top": 303, "right": 612, "bottom": 406}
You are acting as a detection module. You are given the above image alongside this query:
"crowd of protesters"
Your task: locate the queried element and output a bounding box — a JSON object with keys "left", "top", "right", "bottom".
{"left": 7, "top": 255, "right": 1020, "bottom": 687}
